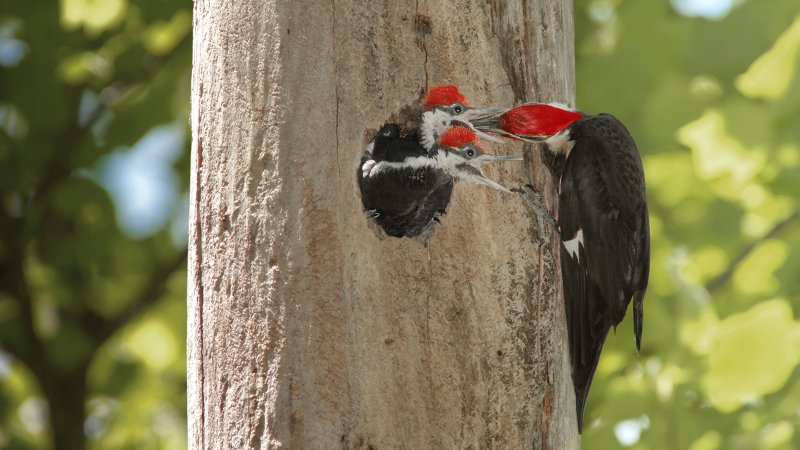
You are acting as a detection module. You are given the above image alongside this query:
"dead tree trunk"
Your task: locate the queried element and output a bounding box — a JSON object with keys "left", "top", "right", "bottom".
{"left": 189, "top": 0, "right": 578, "bottom": 448}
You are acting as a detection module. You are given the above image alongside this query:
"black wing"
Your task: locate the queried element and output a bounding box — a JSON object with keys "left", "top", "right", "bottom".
{"left": 559, "top": 114, "right": 650, "bottom": 430}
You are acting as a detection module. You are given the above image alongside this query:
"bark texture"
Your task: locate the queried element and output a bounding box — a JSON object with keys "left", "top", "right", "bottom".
{"left": 189, "top": 0, "right": 578, "bottom": 448}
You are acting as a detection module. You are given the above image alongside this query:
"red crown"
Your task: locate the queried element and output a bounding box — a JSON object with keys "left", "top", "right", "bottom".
{"left": 439, "top": 126, "right": 479, "bottom": 149}
{"left": 500, "top": 104, "right": 583, "bottom": 136}
{"left": 423, "top": 85, "right": 472, "bottom": 110}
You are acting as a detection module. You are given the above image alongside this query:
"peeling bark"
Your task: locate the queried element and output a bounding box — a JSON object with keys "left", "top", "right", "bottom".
{"left": 189, "top": 0, "right": 578, "bottom": 448}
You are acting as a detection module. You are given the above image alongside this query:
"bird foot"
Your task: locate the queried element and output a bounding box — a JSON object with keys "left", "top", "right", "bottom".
{"left": 512, "top": 184, "right": 559, "bottom": 244}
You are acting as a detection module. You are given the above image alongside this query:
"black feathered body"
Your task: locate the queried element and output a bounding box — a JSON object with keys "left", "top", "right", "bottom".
{"left": 549, "top": 114, "right": 650, "bottom": 430}
{"left": 358, "top": 124, "right": 453, "bottom": 237}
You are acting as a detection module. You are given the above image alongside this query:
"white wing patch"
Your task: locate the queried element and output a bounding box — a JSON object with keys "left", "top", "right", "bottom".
{"left": 563, "top": 228, "right": 584, "bottom": 262}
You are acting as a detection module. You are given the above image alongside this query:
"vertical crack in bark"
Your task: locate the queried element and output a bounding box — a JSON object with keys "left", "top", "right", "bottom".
{"left": 415, "top": 0, "right": 429, "bottom": 89}
{"left": 425, "top": 243, "right": 434, "bottom": 343}
{"left": 329, "top": 1, "right": 355, "bottom": 441}
{"left": 193, "top": 79, "right": 207, "bottom": 450}
{"left": 332, "top": 0, "right": 342, "bottom": 185}
{"left": 424, "top": 241, "right": 435, "bottom": 438}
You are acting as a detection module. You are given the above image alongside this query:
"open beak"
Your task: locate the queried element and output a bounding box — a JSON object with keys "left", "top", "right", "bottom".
{"left": 469, "top": 110, "right": 547, "bottom": 144}
{"left": 459, "top": 153, "right": 523, "bottom": 193}
{"left": 456, "top": 107, "right": 548, "bottom": 143}
{"left": 451, "top": 107, "right": 508, "bottom": 144}
{"left": 463, "top": 107, "right": 506, "bottom": 131}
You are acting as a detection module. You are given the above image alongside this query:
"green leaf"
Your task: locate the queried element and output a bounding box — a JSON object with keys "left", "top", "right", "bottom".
{"left": 732, "top": 239, "right": 789, "bottom": 295}
{"left": 736, "top": 16, "right": 800, "bottom": 101}
{"left": 677, "top": 109, "right": 765, "bottom": 192}
{"left": 702, "top": 299, "right": 800, "bottom": 412}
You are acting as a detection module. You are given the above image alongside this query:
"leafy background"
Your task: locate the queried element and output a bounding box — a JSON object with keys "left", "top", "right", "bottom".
{"left": 576, "top": 0, "right": 800, "bottom": 449}
{"left": 0, "top": 0, "right": 798, "bottom": 448}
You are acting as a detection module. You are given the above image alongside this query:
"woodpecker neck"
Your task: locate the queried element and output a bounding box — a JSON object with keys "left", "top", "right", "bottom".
{"left": 419, "top": 109, "right": 453, "bottom": 152}
{"left": 432, "top": 150, "right": 462, "bottom": 177}
{"left": 543, "top": 129, "right": 575, "bottom": 157}
{"left": 540, "top": 129, "right": 574, "bottom": 180}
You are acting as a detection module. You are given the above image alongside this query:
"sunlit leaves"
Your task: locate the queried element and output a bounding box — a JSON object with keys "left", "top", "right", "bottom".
{"left": 60, "top": 0, "right": 127, "bottom": 36}
{"left": 677, "top": 109, "right": 765, "bottom": 193}
{"left": 732, "top": 239, "right": 788, "bottom": 295}
{"left": 58, "top": 52, "right": 114, "bottom": 84}
{"left": 87, "top": 275, "right": 187, "bottom": 449}
{"left": 736, "top": 16, "right": 800, "bottom": 101}
{"left": 0, "top": 0, "right": 190, "bottom": 447}
{"left": 123, "top": 320, "right": 178, "bottom": 371}
{"left": 142, "top": 10, "right": 191, "bottom": 56}
{"left": 576, "top": 0, "right": 800, "bottom": 448}
{"left": 703, "top": 300, "right": 800, "bottom": 412}
{"left": 644, "top": 152, "right": 708, "bottom": 208}
{"left": 760, "top": 421, "right": 795, "bottom": 449}
{"left": 681, "top": 245, "right": 728, "bottom": 286}
{"left": 680, "top": 306, "right": 720, "bottom": 355}
{"left": 688, "top": 431, "right": 722, "bottom": 450}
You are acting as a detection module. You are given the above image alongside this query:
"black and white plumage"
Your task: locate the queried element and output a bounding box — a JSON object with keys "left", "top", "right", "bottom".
{"left": 358, "top": 85, "right": 522, "bottom": 238}
{"left": 471, "top": 107, "right": 650, "bottom": 431}
{"left": 358, "top": 124, "right": 453, "bottom": 237}
{"left": 556, "top": 114, "right": 650, "bottom": 431}
{"left": 358, "top": 123, "right": 522, "bottom": 237}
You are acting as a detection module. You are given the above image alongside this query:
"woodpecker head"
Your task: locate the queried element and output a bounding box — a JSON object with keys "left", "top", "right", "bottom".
{"left": 469, "top": 103, "right": 584, "bottom": 142}
{"left": 435, "top": 127, "right": 522, "bottom": 193}
{"left": 419, "top": 85, "right": 505, "bottom": 150}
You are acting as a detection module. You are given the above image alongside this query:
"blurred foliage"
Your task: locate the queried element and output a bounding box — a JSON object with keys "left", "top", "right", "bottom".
{"left": 2, "top": 0, "right": 799, "bottom": 448}
{"left": 575, "top": 0, "right": 800, "bottom": 448}
{"left": 0, "top": 0, "right": 190, "bottom": 448}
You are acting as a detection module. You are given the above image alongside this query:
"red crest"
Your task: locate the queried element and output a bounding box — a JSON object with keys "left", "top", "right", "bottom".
{"left": 500, "top": 104, "right": 583, "bottom": 136}
{"left": 439, "top": 126, "right": 480, "bottom": 149}
{"left": 423, "top": 85, "right": 472, "bottom": 110}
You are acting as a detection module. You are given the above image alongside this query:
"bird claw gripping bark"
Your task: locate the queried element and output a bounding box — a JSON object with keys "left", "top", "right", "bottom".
{"left": 513, "top": 184, "right": 558, "bottom": 245}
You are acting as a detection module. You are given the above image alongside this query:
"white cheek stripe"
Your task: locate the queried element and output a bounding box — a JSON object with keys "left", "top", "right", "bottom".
{"left": 362, "top": 156, "right": 437, "bottom": 177}
{"left": 562, "top": 228, "right": 583, "bottom": 262}
{"left": 545, "top": 130, "right": 575, "bottom": 157}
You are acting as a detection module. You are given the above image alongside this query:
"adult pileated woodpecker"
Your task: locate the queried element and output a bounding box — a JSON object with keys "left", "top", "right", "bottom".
{"left": 471, "top": 104, "right": 650, "bottom": 431}
{"left": 358, "top": 86, "right": 519, "bottom": 237}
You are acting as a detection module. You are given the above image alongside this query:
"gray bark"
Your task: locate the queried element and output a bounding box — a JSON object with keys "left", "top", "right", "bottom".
{"left": 189, "top": 0, "right": 578, "bottom": 448}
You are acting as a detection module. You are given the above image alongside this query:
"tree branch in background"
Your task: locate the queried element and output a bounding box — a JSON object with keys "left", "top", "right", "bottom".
{"left": 0, "top": 207, "right": 47, "bottom": 378}
{"left": 35, "top": 35, "right": 192, "bottom": 203}
{"left": 705, "top": 210, "right": 800, "bottom": 293}
{"left": 96, "top": 250, "right": 188, "bottom": 344}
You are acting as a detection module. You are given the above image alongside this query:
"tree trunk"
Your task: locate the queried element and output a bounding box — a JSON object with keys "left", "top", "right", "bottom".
{"left": 42, "top": 364, "right": 87, "bottom": 450}
{"left": 189, "top": 0, "right": 578, "bottom": 448}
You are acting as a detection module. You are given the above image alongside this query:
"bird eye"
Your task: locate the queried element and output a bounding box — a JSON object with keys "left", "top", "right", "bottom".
{"left": 466, "top": 149, "right": 475, "bottom": 157}
{"left": 453, "top": 105, "right": 463, "bottom": 114}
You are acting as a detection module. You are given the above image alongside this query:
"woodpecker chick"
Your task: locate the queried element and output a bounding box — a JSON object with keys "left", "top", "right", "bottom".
{"left": 358, "top": 86, "right": 521, "bottom": 238}
{"left": 436, "top": 126, "right": 522, "bottom": 193}
{"left": 419, "top": 85, "right": 505, "bottom": 152}
{"left": 358, "top": 123, "right": 454, "bottom": 237}
{"left": 471, "top": 103, "right": 650, "bottom": 432}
